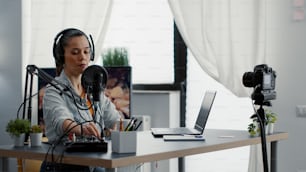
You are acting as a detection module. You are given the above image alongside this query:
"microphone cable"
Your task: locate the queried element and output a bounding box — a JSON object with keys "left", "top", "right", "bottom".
{"left": 16, "top": 84, "right": 56, "bottom": 119}
{"left": 44, "top": 120, "right": 100, "bottom": 168}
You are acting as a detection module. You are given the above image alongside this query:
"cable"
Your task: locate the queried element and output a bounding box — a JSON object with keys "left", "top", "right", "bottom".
{"left": 25, "top": 65, "right": 105, "bottom": 171}
{"left": 43, "top": 120, "right": 95, "bottom": 170}
{"left": 135, "top": 163, "right": 144, "bottom": 172}
{"left": 28, "top": 64, "right": 92, "bottom": 112}
{"left": 16, "top": 92, "right": 38, "bottom": 119}
{"left": 16, "top": 84, "right": 56, "bottom": 119}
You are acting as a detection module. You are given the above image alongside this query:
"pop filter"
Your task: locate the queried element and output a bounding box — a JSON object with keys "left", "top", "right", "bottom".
{"left": 81, "top": 65, "right": 108, "bottom": 106}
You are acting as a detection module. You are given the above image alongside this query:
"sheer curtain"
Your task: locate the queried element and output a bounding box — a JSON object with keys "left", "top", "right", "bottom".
{"left": 21, "top": 0, "right": 113, "bottom": 126}
{"left": 168, "top": 0, "right": 267, "bottom": 97}
{"left": 22, "top": 0, "right": 113, "bottom": 69}
{"left": 168, "top": 0, "right": 267, "bottom": 172}
{"left": 101, "top": 0, "right": 174, "bottom": 84}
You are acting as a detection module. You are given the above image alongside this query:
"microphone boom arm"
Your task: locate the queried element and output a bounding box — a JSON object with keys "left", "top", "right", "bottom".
{"left": 22, "top": 64, "right": 68, "bottom": 121}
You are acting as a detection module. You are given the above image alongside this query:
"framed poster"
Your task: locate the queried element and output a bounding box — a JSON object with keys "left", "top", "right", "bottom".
{"left": 104, "top": 66, "right": 132, "bottom": 119}
{"left": 37, "top": 66, "right": 132, "bottom": 131}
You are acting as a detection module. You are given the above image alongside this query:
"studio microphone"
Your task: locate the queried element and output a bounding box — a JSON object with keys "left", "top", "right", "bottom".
{"left": 81, "top": 65, "right": 107, "bottom": 112}
{"left": 92, "top": 72, "right": 103, "bottom": 104}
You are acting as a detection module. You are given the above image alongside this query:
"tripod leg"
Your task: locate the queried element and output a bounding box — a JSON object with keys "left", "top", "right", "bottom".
{"left": 271, "top": 141, "right": 277, "bottom": 172}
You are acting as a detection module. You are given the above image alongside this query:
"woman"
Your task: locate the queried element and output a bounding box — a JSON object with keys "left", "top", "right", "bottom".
{"left": 40, "top": 28, "right": 120, "bottom": 172}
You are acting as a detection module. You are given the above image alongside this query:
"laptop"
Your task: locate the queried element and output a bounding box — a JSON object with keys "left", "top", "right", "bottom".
{"left": 151, "top": 90, "right": 216, "bottom": 137}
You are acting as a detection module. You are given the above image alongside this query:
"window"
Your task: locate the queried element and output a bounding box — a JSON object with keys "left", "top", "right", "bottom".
{"left": 102, "top": 0, "right": 174, "bottom": 84}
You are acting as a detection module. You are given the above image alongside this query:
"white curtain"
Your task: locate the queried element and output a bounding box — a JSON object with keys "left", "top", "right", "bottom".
{"left": 168, "top": 0, "right": 267, "bottom": 172}
{"left": 22, "top": 0, "right": 113, "bottom": 69}
{"left": 167, "top": 0, "right": 267, "bottom": 97}
{"left": 21, "top": 0, "right": 113, "bottom": 128}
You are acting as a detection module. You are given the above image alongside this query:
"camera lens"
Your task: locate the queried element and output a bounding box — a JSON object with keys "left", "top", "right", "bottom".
{"left": 242, "top": 72, "right": 255, "bottom": 87}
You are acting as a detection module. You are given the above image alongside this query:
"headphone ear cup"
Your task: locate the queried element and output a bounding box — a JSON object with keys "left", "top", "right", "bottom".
{"left": 53, "top": 30, "right": 69, "bottom": 66}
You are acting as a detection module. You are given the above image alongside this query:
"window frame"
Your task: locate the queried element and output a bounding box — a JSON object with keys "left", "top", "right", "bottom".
{"left": 132, "top": 22, "right": 187, "bottom": 172}
{"left": 132, "top": 23, "right": 187, "bottom": 128}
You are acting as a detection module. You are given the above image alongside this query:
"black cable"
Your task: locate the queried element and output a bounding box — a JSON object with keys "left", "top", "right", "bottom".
{"left": 16, "top": 92, "right": 38, "bottom": 119}
{"left": 44, "top": 121, "right": 88, "bottom": 168}
{"left": 71, "top": 95, "right": 104, "bottom": 136}
{"left": 135, "top": 163, "right": 144, "bottom": 172}
{"left": 64, "top": 119, "right": 76, "bottom": 134}
{"left": 29, "top": 64, "right": 92, "bottom": 112}
{"left": 16, "top": 84, "right": 56, "bottom": 119}
{"left": 69, "top": 89, "right": 93, "bottom": 111}
{"left": 252, "top": 101, "right": 269, "bottom": 172}
{"left": 27, "top": 64, "right": 104, "bottom": 171}
{"left": 49, "top": 120, "right": 103, "bottom": 167}
{"left": 28, "top": 65, "right": 99, "bottom": 114}
{"left": 41, "top": 87, "right": 104, "bottom": 166}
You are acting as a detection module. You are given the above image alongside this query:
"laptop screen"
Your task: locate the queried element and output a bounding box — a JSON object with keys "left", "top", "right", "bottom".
{"left": 194, "top": 90, "right": 216, "bottom": 132}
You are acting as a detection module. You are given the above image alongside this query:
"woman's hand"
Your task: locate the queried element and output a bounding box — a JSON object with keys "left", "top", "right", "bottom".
{"left": 63, "top": 119, "right": 102, "bottom": 140}
{"left": 82, "top": 122, "right": 101, "bottom": 140}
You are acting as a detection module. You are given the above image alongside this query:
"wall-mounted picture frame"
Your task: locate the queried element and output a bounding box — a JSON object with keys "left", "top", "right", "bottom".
{"left": 37, "top": 66, "right": 132, "bottom": 134}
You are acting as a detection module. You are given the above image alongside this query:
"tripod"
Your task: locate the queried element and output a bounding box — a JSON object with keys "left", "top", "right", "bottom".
{"left": 253, "top": 100, "right": 269, "bottom": 172}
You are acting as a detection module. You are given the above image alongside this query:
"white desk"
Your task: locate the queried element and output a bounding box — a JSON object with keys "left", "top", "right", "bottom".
{"left": 0, "top": 129, "right": 288, "bottom": 172}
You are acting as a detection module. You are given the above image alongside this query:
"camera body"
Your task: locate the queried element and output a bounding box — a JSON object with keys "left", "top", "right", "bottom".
{"left": 242, "top": 64, "right": 276, "bottom": 102}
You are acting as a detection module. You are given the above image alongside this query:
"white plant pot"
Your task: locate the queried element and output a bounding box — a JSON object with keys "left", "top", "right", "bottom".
{"left": 265, "top": 125, "right": 268, "bottom": 134}
{"left": 30, "top": 133, "right": 42, "bottom": 147}
{"left": 267, "top": 123, "right": 274, "bottom": 134}
{"left": 13, "top": 133, "right": 25, "bottom": 147}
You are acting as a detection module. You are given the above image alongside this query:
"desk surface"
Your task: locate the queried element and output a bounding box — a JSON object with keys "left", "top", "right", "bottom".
{"left": 0, "top": 129, "right": 288, "bottom": 168}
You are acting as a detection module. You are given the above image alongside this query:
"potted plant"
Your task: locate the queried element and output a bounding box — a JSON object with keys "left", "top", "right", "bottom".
{"left": 247, "top": 117, "right": 261, "bottom": 137}
{"left": 265, "top": 110, "right": 277, "bottom": 134}
{"left": 30, "top": 125, "right": 43, "bottom": 147}
{"left": 247, "top": 110, "right": 277, "bottom": 136}
{"left": 6, "top": 118, "right": 31, "bottom": 147}
{"left": 102, "top": 47, "right": 129, "bottom": 67}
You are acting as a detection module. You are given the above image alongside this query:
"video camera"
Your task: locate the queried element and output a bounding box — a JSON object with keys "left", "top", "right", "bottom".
{"left": 242, "top": 64, "right": 276, "bottom": 103}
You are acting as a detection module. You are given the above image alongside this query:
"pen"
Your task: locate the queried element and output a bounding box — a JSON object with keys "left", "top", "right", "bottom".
{"left": 127, "top": 119, "right": 137, "bottom": 131}
{"left": 134, "top": 121, "right": 143, "bottom": 131}
{"left": 124, "top": 117, "right": 134, "bottom": 131}
{"left": 125, "top": 118, "right": 136, "bottom": 131}
{"left": 119, "top": 118, "right": 123, "bottom": 131}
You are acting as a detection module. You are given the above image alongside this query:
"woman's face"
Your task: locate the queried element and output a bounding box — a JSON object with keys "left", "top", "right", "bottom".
{"left": 63, "top": 35, "right": 91, "bottom": 76}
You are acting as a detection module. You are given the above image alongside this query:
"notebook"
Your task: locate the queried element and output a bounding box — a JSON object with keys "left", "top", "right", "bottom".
{"left": 151, "top": 90, "right": 216, "bottom": 137}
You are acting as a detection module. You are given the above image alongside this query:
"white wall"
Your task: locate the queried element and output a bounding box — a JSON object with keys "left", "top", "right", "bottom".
{"left": 268, "top": 1, "right": 306, "bottom": 172}
{"left": 0, "top": 0, "right": 22, "bottom": 145}
{"left": 132, "top": 91, "right": 180, "bottom": 172}
{"left": 0, "top": 0, "right": 22, "bottom": 171}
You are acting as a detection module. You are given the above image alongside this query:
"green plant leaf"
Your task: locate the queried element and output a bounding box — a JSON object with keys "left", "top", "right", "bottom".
{"left": 6, "top": 118, "right": 31, "bottom": 137}
{"left": 265, "top": 110, "right": 277, "bottom": 124}
{"left": 30, "top": 125, "right": 42, "bottom": 133}
{"left": 102, "top": 47, "right": 129, "bottom": 66}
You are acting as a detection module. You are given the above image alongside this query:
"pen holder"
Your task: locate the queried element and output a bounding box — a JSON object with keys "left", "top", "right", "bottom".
{"left": 111, "top": 131, "right": 137, "bottom": 153}
{"left": 116, "top": 119, "right": 130, "bottom": 131}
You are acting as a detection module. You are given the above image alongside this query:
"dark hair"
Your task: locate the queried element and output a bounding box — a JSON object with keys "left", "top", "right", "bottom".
{"left": 52, "top": 28, "right": 93, "bottom": 75}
